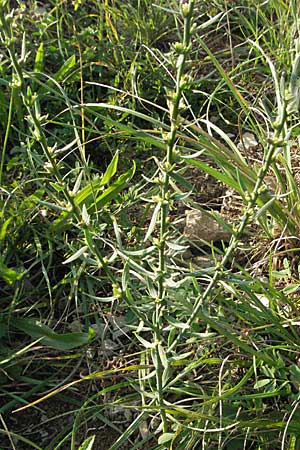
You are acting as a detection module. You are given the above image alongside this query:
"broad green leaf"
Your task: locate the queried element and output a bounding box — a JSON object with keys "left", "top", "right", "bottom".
{"left": 13, "top": 319, "right": 95, "bottom": 350}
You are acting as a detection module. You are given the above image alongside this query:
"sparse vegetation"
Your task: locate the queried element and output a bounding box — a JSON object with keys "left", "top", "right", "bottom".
{"left": 1, "top": 0, "right": 300, "bottom": 449}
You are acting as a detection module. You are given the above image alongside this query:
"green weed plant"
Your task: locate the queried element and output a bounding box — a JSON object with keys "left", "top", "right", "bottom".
{"left": 1, "top": 1, "right": 300, "bottom": 449}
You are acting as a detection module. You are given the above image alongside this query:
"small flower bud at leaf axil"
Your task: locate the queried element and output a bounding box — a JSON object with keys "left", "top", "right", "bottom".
{"left": 181, "top": 2, "right": 190, "bottom": 17}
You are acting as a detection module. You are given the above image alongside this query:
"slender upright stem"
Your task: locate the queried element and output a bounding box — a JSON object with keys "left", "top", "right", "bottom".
{"left": 169, "top": 99, "right": 289, "bottom": 353}
{"left": 153, "top": 0, "right": 195, "bottom": 434}
{"left": 0, "top": 5, "right": 117, "bottom": 287}
{"left": 0, "top": 85, "right": 14, "bottom": 186}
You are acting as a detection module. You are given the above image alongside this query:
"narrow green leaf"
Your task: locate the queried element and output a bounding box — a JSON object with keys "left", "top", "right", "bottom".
{"left": 195, "top": 310, "right": 276, "bottom": 366}
{"left": 108, "top": 411, "right": 148, "bottom": 450}
{"left": 254, "top": 378, "right": 272, "bottom": 389}
{"left": 100, "top": 150, "right": 119, "bottom": 186}
{"left": 158, "top": 433, "right": 174, "bottom": 445}
{"left": 236, "top": 167, "right": 248, "bottom": 193}
{"left": 254, "top": 196, "right": 276, "bottom": 220}
{"left": 198, "top": 11, "right": 224, "bottom": 30}
{"left": 158, "top": 344, "right": 168, "bottom": 369}
{"left": 54, "top": 163, "right": 135, "bottom": 231}
{"left": 0, "top": 260, "right": 24, "bottom": 285}
{"left": 118, "top": 250, "right": 155, "bottom": 279}
{"left": 13, "top": 319, "right": 95, "bottom": 350}
{"left": 0, "top": 339, "right": 42, "bottom": 366}
{"left": 283, "top": 283, "right": 300, "bottom": 295}
{"left": 93, "top": 162, "right": 136, "bottom": 211}
{"left": 63, "top": 245, "right": 88, "bottom": 265}
{"left": 74, "top": 178, "right": 102, "bottom": 206}
{"left": 121, "top": 246, "right": 156, "bottom": 257}
{"left": 166, "top": 241, "right": 188, "bottom": 252}
{"left": 202, "top": 119, "right": 247, "bottom": 166}
{"left": 166, "top": 316, "right": 190, "bottom": 330}
{"left": 0, "top": 88, "right": 9, "bottom": 128}
{"left": 72, "top": 170, "right": 84, "bottom": 194}
{"left": 144, "top": 202, "right": 160, "bottom": 242}
{"left": 34, "top": 42, "right": 44, "bottom": 73}
{"left": 74, "top": 163, "right": 135, "bottom": 211}
{"left": 0, "top": 429, "right": 42, "bottom": 450}
{"left": 197, "top": 36, "right": 251, "bottom": 121}
{"left": 135, "top": 334, "right": 155, "bottom": 349}
{"left": 82, "top": 204, "right": 90, "bottom": 225}
{"left": 169, "top": 171, "right": 194, "bottom": 190}
{"left": 184, "top": 157, "right": 240, "bottom": 191}
{"left": 287, "top": 434, "right": 297, "bottom": 450}
{"left": 0, "top": 217, "right": 11, "bottom": 241}
{"left": 37, "top": 200, "right": 69, "bottom": 212}
{"left": 77, "top": 436, "right": 95, "bottom": 450}
{"left": 54, "top": 54, "right": 76, "bottom": 82}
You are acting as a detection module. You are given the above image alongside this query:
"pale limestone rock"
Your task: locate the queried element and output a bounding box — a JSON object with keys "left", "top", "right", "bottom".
{"left": 237, "top": 132, "right": 259, "bottom": 150}
{"left": 184, "top": 210, "right": 231, "bottom": 242}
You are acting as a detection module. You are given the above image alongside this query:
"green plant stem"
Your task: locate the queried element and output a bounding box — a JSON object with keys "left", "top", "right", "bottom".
{"left": 169, "top": 104, "right": 289, "bottom": 354}
{"left": 0, "top": 6, "right": 118, "bottom": 298}
{"left": 154, "top": 0, "right": 195, "bottom": 434}
{"left": 0, "top": 8, "right": 75, "bottom": 205}
{"left": 0, "top": 85, "right": 14, "bottom": 186}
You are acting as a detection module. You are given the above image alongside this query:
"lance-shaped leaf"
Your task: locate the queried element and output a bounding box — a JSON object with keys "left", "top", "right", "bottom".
{"left": 13, "top": 319, "right": 95, "bottom": 350}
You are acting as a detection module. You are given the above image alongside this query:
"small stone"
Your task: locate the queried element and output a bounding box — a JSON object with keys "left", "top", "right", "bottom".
{"left": 237, "top": 132, "right": 258, "bottom": 150}
{"left": 184, "top": 210, "right": 231, "bottom": 242}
